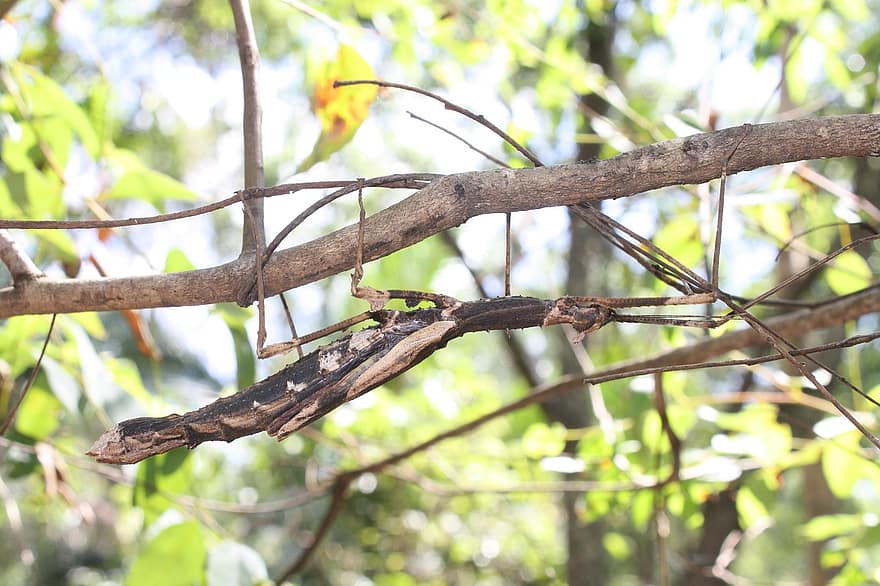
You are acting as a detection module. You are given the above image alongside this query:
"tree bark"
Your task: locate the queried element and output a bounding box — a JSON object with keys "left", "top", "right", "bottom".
{"left": 2, "top": 114, "right": 878, "bottom": 317}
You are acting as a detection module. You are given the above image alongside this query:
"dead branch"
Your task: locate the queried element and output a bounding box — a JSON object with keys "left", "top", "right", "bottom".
{"left": 2, "top": 114, "right": 878, "bottom": 317}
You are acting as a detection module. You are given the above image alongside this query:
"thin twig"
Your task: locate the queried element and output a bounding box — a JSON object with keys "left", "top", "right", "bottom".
{"left": 279, "top": 293, "right": 304, "bottom": 359}
{"left": 0, "top": 176, "right": 437, "bottom": 231}
{"left": 653, "top": 373, "right": 681, "bottom": 484}
{"left": 352, "top": 179, "right": 366, "bottom": 293}
{"left": 239, "top": 190, "right": 269, "bottom": 356}
{"left": 775, "top": 221, "right": 878, "bottom": 261}
{"left": 440, "top": 231, "right": 540, "bottom": 386}
{"left": 253, "top": 329, "right": 874, "bottom": 578}
{"left": 589, "top": 200, "right": 880, "bottom": 448}
{"left": 0, "top": 314, "right": 56, "bottom": 435}
{"left": 237, "top": 174, "right": 440, "bottom": 305}
{"left": 334, "top": 79, "right": 544, "bottom": 166}
{"left": 712, "top": 124, "right": 752, "bottom": 288}
{"left": 406, "top": 111, "right": 511, "bottom": 168}
{"left": 504, "top": 212, "right": 512, "bottom": 296}
{"left": 326, "top": 332, "right": 872, "bottom": 486}
{"left": 229, "top": 0, "right": 265, "bottom": 253}
{"left": 795, "top": 164, "right": 880, "bottom": 222}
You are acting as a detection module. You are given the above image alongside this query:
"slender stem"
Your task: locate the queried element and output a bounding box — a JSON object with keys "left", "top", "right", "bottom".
{"left": 229, "top": 0, "right": 265, "bottom": 253}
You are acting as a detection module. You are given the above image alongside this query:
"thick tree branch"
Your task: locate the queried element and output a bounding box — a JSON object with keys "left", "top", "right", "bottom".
{"left": 1, "top": 114, "right": 878, "bottom": 317}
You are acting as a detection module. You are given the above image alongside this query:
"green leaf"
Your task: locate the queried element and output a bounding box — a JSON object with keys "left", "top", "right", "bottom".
{"left": 522, "top": 422, "right": 567, "bottom": 459}
{"left": 206, "top": 542, "right": 268, "bottom": 586}
{"left": 134, "top": 449, "right": 193, "bottom": 527}
{"left": 736, "top": 486, "right": 770, "bottom": 529}
{"left": 653, "top": 214, "right": 702, "bottom": 269}
{"left": 33, "top": 230, "right": 79, "bottom": 264}
{"left": 714, "top": 404, "right": 792, "bottom": 466}
{"left": 602, "top": 532, "right": 631, "bottom": 560}
{"left": 821, "top": 430, "right": 880, "bottom": 498}
{"left": 9, "top": 61, "right": 100, "bottom": 158}
{"left": 630, "top": 489, "right": 654, "bottom": 531}
{"left": 125, "top": 521, "right": 206, "bottom": 586}
{"left": 87, "top": 78, "right": 113, "bottom": 154}
{"left": 106, "top": 357, "right": 166, "bottom": 414}
{"left": 2, "top": 125, "right": 65, "bottom": 218}
{"left": 213, "top": 303, "right": 255, "bottom": 389}
{"left": 40, "top": 356, "right": 80, "bottom": 414}
{"left": 107, "top": 167, "right": 198, "bottom": 210}
{"left": 801, "top": 514, "right": 865, "bottom": 541}
{"left": 0, "top": 178, "right": 24, "bottom": 218}
{"left": 164, "top": 248, "right": 197, "bottom": 273}
{"left": 829, "top": 0, "right": 869, "bottom": 19}
{"left": 15, "top": 385, "right": 61, "bottom": 439}
{"left": 824, "top": 249, "right": 871, "bottom": 295}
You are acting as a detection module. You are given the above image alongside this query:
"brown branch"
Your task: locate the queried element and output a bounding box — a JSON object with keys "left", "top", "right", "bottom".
{"left": 0, "top": 230, "right": 43, "bottom": 283}
{"left": 229, "top": 0, "right": 265, "bottom": 253}
{"left": 2, "top": 114, "right": 879, "bottom": 317}
{"left": 0, "top": 176, "right": 437, "bottom": 231}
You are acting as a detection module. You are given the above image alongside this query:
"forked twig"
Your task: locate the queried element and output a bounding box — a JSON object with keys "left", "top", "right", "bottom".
{"left": 237, "top": 173, "right": 440, "bottom": 306}
{"left": 334, "top": 79, "right": 544, "bottom": 166}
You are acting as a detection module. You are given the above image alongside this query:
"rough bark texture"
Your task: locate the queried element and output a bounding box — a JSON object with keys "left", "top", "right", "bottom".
{"left": 87, "top": 296, "right": 612, "bottom": 464}
{"left": 2, "top": 114, "right": 878, "bottom": 317}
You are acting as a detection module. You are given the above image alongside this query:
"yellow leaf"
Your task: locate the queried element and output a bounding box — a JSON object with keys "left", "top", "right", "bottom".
{"left": 299, "top": 45, "right": 377, "bottom": 172}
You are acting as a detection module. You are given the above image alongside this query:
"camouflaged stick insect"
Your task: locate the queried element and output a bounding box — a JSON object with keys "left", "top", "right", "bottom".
{"left": 87, "top": 297, "right": 613, "bottom": 464}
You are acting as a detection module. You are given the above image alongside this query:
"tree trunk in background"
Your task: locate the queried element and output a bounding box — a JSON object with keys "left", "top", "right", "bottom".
{"left": 539, "top": 10, "right": 616, "bottom": 586}
{"left": 684, "top": 488, "right": 740, "bottom": 585}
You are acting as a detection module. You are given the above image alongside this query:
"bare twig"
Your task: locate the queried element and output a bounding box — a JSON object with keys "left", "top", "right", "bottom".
{"left": 229, "top": 0, "right": 265, "bottom": 253}
{"left": 237, "top": 174, "right": 440, "bottom": 305}
{"left": 0, "top": 314, "right": 56, "bottom": 435}
{"left": 335, "top": 79, "right": 545, "bottom": 166}
{"left": 407, "top": 111, "right": 511, "bottom": 168}
{"left": 0, "top": 176, "right": 437, "bottom": 231}
{"left": 653, "top": 373, "right": 681, "bottom": 484}
{"left": 0, "top": 1, "right": 19, "bottom": 20}
{"left": 712, "top": 124, "right": 752, "bottom": 287}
